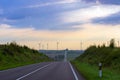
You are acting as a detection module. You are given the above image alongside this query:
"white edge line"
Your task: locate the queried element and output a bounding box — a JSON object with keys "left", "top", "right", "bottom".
{"left": 0, "top": 63, "right": 40, "bottom": 72}
{"left": 16, "top": 63, "right": 52, "bottom": 80}
{"left": 69, "top": 62, "right": 79, "bottom": 80}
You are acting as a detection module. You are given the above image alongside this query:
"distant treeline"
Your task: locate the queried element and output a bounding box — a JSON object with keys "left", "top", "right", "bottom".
{"left": 0, "top": 42, "right": 52, "bottom": 70}
{"left": 40, "top": 50, "right": 84, "bottom": 61}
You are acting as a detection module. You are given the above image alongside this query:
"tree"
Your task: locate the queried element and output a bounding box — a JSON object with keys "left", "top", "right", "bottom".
{"left": 109, "top": 39, "right": 115, "bottom": 48}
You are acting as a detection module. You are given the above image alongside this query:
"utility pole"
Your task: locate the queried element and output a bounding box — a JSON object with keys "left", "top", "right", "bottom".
{"left": 47, "top": 43, "right": 48, "bottom": 50}
{"left": 57, "top": 42, "right": 59, "bottom": 50}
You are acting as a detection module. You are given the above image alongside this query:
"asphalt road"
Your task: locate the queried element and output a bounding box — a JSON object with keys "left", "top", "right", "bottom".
{"left": 0, "top": 62, "right": 85, "bottom": 80}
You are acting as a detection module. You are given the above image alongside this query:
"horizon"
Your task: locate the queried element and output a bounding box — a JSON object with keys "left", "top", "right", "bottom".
{"left": 0, "top": 0, "right": 120, "bottom": 50}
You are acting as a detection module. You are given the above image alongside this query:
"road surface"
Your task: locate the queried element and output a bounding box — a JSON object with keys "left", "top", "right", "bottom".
{"left": 0, "top": 62, "right": 85, "bottom": 80}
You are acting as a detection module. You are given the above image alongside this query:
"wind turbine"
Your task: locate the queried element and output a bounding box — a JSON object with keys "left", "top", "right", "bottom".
{"left": 47, "top": 43, "right": 48, "bottom": 50}
{"left": 80, "top": 42, "right": 83, "bottom": 50}
{"left": 57, "top": 42, "right": 59, "bottom": 50}
{"left": 39, "top": 43, "right": 41, "bottom": 50}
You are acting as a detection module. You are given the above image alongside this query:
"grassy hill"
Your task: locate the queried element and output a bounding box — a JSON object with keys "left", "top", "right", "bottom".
{"left": 0, "top": 42, "right": 52, "bottom": 70}
{"left": 76, "top": 46, "right": 120, "bottom": 70}
{"left": 72, "top": 39, "right": 120, "bottom": 80}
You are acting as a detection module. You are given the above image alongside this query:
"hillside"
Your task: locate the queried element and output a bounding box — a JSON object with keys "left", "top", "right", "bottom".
{"left": 0, "top": 42, "right": 52, "bottom": 70}
{"left": 75, "top": 45, "right": 120, "bottom": 70}
{"left": 72, "top": 39, "right": 120, "bottom": 80}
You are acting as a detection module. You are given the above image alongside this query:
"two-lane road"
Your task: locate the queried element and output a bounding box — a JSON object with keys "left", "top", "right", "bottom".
{"left": 0, "top": 62, "right": 85, "bottom": 80}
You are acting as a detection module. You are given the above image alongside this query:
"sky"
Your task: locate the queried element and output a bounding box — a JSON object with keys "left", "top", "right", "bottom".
{"left": 0, "top": 0, "right": 120, "bottom": 50}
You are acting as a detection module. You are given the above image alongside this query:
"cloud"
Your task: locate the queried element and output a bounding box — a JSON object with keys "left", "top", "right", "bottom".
{"left": 79, "top": 24, "right": 120, "bottom": 39}
{"left": 0, "top": 24, "right": 11, "bottom": 29}
{"left": 60, "top": 4, "right": 120, "bottom": 23}
{"left": 83, "top": 0, "right": 120, "bottom": 5}
{"left": 1, "top": 23, "right": 120, "bottom": 49}
{"left": 0, "top": 24, "right": 76, "bottom": 40}
{"left": 1, "top": 18, "right": 17, "bottom": 22}
{"left": 100, "top": 0, "right": 120, "bottom": 5}
{"left": 92, "top": 12, "right": 120, "bottom": 25}
{"left": 0, "top": 24, "right": 34, "bottom": 38}
{"left": 26, "top": 0, "right": 80, "bottom": 8}
{"left": 1, "top": 23, "right": 120, "bottom": 41}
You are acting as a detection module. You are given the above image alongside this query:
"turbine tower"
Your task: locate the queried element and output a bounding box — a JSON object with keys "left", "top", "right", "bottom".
{"left": 57, "top": 42, "right": 59, "bottom": 50}
{"left": 39, "top": 43, "right": 41, "bottom": 50}
{"left": 47, "top": 43, "right": 48, "bottom": 50}
{"left": 80, "top": 42, "right": 83, "bottom": 50}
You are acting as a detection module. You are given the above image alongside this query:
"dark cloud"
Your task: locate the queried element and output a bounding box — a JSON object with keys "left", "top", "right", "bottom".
{"left": 83, "top": 0, "right": 120, "bottom": 5}
{"left": 47, "top": 22, "right": 83, "bottom": 31}
{"left": 100, "top": 0, "right": 120, "bottom": 5}
{"left": 92, "top": 12, "right": 120, "bottom": 25}
{"left": 1, "top": 0, "right": 120, "bottom": 31}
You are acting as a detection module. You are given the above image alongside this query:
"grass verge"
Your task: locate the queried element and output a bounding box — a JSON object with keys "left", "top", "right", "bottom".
{"left": 0, "top": 43, "right": 52, "bottom": 70}
{"left": 72, "top": 60, "right": 120, "bottom": 80}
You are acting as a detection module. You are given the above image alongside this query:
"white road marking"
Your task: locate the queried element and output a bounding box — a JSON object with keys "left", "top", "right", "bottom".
{"left": 0, "top": 63, "right": 40, "bottom": 73}
{"left": 16, "top": 63, "right": 52, "bottom": 80}
{"left": 69, "top": 62, "right": 79, "bottom": 80}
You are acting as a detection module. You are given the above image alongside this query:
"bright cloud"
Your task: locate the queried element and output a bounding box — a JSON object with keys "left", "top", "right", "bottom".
{"left": 26, "top": 0, "right": 80, "bottom": 8}
{"left": 1, "top": 23, "right": 120, "bottom": 50}
{"left": 0, "top": 24, "right": 73, "bottom": 40}
{"left": 0, "top": 24, "right": 34, "bottom": 37}
{"left": 60, "top": 4, "right": 120, "bottom": 23}
{"left": 0, "top": 24, "right": 11, "bottom": 29}
{"left": 79, "top": 24, "right": 120, "bottom": 39}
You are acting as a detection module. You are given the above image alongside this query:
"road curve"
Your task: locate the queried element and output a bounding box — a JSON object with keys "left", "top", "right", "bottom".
{"left": 0, "top": 62, "right": 85, "bottom": 80}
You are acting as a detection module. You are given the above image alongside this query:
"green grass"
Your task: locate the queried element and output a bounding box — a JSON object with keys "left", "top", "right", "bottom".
{"left": 0, "top": 42, "right": 52, "bottom": 70}
{"left": 0, "top": 61, "right": 34, "bottom": 70}
{"left": 76, "top": 45, "right": 120, "bottom": 71}
{"left": 72, "top": 60, "right": 120, "bottom": 80}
